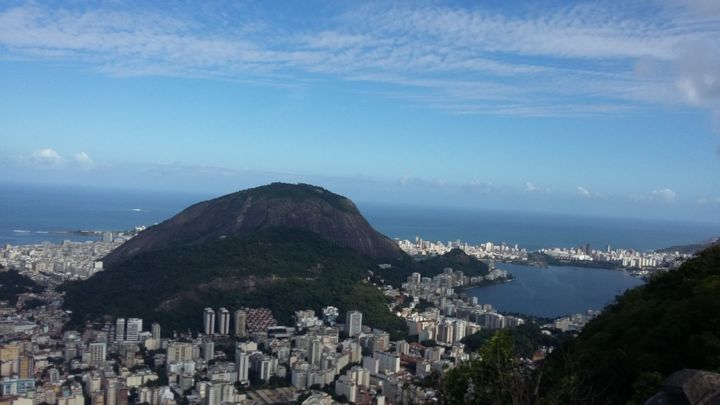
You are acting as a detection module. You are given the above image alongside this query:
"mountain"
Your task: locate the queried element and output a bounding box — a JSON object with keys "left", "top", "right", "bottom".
{"left": 371, "top": 248, "right": 490, "bottom": 287}
{"left": 62, "top": 183, "right": 414, "bottom": 338}
{"left": 103, "top": 183, "right": 403, "bottom": 267}
{"left": 655, "top": 236, "right": 720, "bottom": 255}
{"left": 420, "top": 248, "right": 490, "bottom": 277}
{"left": 540, "top": 244, "right": 720, "bottom": 404}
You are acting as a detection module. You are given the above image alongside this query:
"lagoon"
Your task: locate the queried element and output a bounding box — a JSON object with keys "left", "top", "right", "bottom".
{"left": 466, "top": 263, "right": 644, "bottom": 318}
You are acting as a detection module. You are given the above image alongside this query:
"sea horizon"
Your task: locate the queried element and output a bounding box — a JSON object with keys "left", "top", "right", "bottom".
{"left": 1, "top": 181, "right": 719, "bottom": 251}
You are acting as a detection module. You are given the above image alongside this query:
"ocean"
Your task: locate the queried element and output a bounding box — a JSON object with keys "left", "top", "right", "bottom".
{"left": 1, "top": 182, "right": 719, "bottom": 251}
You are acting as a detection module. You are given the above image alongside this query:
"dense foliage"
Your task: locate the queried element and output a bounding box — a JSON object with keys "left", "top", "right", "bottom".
{"left": 527, "top": 252, "right": 618, "bottom": 270}
{"left": 0, "top": 270, "right": 41, "bottom": 305}
{"left": 441, "top": 246, "right": 720, "bottom": 404}
{"left": 62, "top": 228, "right": 407, "bottom": 338}
{"left": 462, "top": 322, "right": 572, "bottom": 358}
{"left": 540, "top": 245, "right": 720, "bottom": 404}
{"left": 444, "top": 331, "right": 536, "bottom": 405}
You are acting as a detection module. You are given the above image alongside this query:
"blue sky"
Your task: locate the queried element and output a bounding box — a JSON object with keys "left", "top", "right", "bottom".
{"left": 1, "top": 0, "right": 719, "bottom": 222}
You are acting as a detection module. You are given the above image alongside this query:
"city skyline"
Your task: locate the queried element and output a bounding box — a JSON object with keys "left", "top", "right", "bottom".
{"left": 1, "top": 0, "right": 719, "bottom": 222}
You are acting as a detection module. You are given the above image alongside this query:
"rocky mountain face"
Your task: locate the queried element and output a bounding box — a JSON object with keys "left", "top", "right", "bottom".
{"left": 104, "top": 183, "right": 403, "bottom": 266}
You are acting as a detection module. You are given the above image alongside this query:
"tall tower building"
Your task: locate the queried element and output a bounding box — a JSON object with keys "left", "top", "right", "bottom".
{"left": 201, "top": 339, "right": 215, "bottom": 361}
{"left": 115, "top": 318, "right": 126, "bottom": 342}
{"left": 345, "top": 311, "right": 363, "bottom": 337}
{"left": 216, "top": 308, "right": 230, "bottom": 335}
{"left": 235, "top": 347, "right": 250, "bottom": 383}
{"left": 453, "top": 320, "right": 466, "bottom": 343}
{"left": 234, "top": 310, "right": 247, "bottom": 337}
{"left": 18, "top": 354, "right": 33, "bottom": 378}
{"left": 203, "top": 308, "right": 216, "bottom": 335}
{"left": 309, "top": 338, "right": 323, "bottom": 366}
{"left": 151, "top": 323, "right": 161, "bottom": 340}
{"left": 125, "top": 318, "right": 143, "bottom": 341}
{"left": 438, "top": 320, "right": 454, "bottom": 345}
{"left": 88, "top": 342, "right": 107, "bottom": 366}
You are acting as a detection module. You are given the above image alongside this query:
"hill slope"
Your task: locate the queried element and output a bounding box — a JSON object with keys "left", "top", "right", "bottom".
{"left": 373, "top": 248, "right": 490, "bottom": 287}
{"left": 103, "top": 183, "right": 403, "bottom": 266}
{"left": 541, "top": 245, "right": 720, "bottom": 403}
{"left": 63, "top": 227, "right": 407, "bottom": 337}
{"left": 63, "top": 183, "right": 419, "bottom": 338}
{"left": 655, "top": 236, "right": 719, "bottom": 254}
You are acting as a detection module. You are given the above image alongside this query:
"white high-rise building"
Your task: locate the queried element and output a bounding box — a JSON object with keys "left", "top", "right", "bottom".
{"left": 88, "top": 342, "right": 106, "bottom": 365}
{"left": 345, "top": 311, "right": 362, "bottom": 337}
{"left": 202, "top": 340, "right": 215, "bottom": 361}
{"left": 235, "top": 349, "right": 250, "bottom": 383}
{"left": 309, "top": 338, "right": 323, "bottom": 366}
{"left": 151, "top": 323, "right": 161, "bottom": 340}
{"left": 216, "top": 308, "right": 230, "bottom": 335}
{"left": 204, "top": 308, "right": 215, "bottom": 335}
{"left": 453, "top": 320, "right": 467, "bottom": 342}
{"left": 125, "top": 318, "right": 143, "bottom": 341}
{"left": 335, "top": 375, "right": 358, "bottom": 403}
{"left": 167, "top": 342, "right": 194, "bottom": 363}
{"left": 115, "top": 319, "right": 125, "bottom": 342}
{"left": 438, "top": 320, "right": 454, "bottom": 345}
{"left": 375, "top": 351, "right": 400, "bottom": 374}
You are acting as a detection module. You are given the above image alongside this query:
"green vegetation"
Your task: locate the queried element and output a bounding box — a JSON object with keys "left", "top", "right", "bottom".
{"left": 375, "top": 248, "right": 490, "bottom": 287}
{"left": 23, "top": 298, "right": 47, "bottom": 309}
{"left": 62, "top": 227, "right": 406, "bottom": 338}
{"left": 655, "top": 237, "right": 719, "bottom": 254}
{"left": 440, "top": 246, "right": 720, "bottom": 404}
{"left": 443, "top": 331, "right": 536, "bottom": 404}
{"left": 539, "top": 245, "right": 720, "bottom": 403}
{"left": 0, "top": 270, "right": 42, "bottom": 305}
{"left": 462, "top": 322, "right": 572, "bottom": 357}
{"left": 527, "top": 252, "right": 619, "bottom": 270}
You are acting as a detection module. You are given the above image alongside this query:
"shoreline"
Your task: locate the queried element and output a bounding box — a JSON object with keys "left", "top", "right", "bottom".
{"left": 498, "top": 259, "right": 651, "bottom": 281}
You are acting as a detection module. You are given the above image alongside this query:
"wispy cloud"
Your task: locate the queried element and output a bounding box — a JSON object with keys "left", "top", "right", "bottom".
{"left": 30, "top": 148, "right": 64, "bottom": 167}
{"left": 525, "top": 181, "right": 551, "bottom": 194}
{"left": 0, "top": 1, "right": 718, "bottom": 117}
{"left": 576, "top": 186, "right": 606, "bottom": 199}
{"left": 21, "top": 148, "right": 94, "bottom": 169}
{"left": 631, "top": 188, "right": 678, "bottom": 203}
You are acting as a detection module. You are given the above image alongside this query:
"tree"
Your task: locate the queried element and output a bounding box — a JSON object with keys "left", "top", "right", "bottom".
{"left": 443, "top": 330, "right": 536, "bottom": 405}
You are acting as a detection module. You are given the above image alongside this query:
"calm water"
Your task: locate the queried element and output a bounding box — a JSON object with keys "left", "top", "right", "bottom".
{"left": 1, "top": 182, "right": 718, "bottom": 251}
{"left": 360, "top": 203, "right": 720, "bottom": 251}
{"left": 466, "top": 263, "right": 645, "bottom": 317}
{"left": 0, "top": 183, "right": 209, "bottom": 245}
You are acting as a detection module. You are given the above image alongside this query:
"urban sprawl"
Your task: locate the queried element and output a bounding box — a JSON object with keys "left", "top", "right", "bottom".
{"left": 0, "top": 232, "right": 694, "bottom": 405}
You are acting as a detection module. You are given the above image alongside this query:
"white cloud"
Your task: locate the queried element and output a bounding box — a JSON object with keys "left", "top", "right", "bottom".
{"left": 633, "top": 188, "right": 677, "bottom": 203}
{"left": 525, "top": 181, "right": 550, "bottom": 194}
{"left": 673, "top": 41, "right": 720, "bottom": 106}
{"left": 576, "top": 186, "right": 606, "bottom": 199}
{"left": 73, "top": 152, "right": 94, "bottom": 165}
{"left": 30, "top": 148, "right": 64, "bottom": 166}
{"left": 24, "top": 149, "right": 95, "bottom": 168}
{"left": 0, "top": 2, "right": 718, "bottom": 117}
